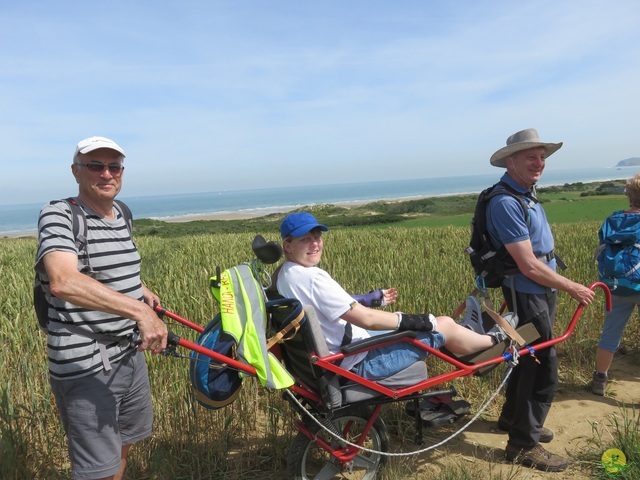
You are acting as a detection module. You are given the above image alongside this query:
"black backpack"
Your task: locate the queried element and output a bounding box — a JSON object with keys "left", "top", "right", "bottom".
{"left": 34, "top": 197, "right": 133, "bottom": 331}
{"left": 466, "top": 182, "right": 536, "bottom": 289}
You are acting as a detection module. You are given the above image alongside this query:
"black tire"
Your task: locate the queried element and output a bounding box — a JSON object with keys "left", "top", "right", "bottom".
{"left": 287, "top": 407, "right": 389, "bottom": 480}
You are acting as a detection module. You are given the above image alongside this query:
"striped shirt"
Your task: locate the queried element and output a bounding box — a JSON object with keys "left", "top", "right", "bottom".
{"left": 35, "top": 199, "right": 143, "bottom": 380}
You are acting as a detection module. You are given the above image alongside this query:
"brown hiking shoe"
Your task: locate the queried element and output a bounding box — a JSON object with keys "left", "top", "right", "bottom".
{"left": 505, "top": 444, "right": 569, "bottom": 472}
{"left": 497, "top": 417, "right": 554, "bottom": 443}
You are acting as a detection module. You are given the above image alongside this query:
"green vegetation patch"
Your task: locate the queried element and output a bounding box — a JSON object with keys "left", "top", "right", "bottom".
{"left": 130, "top": 181, "right": 628, "bottom": 238}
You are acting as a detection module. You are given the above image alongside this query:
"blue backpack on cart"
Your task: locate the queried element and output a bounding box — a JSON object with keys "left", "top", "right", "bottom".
{"left": 189, "top": 314, "right": 243, "bottom": 410}
{"left": 596, "top": 211, "right": 640, "bottom": 296}
{"left": 189, "top": 234, "right": 298, "bottom": 410}
{"left": 189, "top": 259, "right": 299, "bottom": 410}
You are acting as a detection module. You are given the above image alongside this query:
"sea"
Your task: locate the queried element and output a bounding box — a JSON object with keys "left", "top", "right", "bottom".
{"left": 3, "top": 166, "right": 640, "bottom": 237}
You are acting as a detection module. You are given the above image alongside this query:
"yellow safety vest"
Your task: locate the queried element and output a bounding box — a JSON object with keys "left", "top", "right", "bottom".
{"left": 211, "top": 264, "right": 294, "bottom": 389}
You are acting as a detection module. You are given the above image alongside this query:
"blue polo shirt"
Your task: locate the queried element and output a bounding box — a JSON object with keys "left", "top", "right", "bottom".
{"left": 486, "top": 173, "right": 556, "bottom": 294}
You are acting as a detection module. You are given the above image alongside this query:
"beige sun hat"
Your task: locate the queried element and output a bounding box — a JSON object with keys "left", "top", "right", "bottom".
{"left": 490, "top": 128, "right": 562, "bottom": 168}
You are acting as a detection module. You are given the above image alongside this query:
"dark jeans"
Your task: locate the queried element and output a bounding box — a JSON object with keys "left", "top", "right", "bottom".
{"left": 500, "top": 286, "right": 558, "bottom": 449}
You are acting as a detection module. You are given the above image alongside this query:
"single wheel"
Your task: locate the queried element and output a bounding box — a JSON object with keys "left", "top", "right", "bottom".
{"left": 287, "top": 407, "right": 389, "bottom": 480}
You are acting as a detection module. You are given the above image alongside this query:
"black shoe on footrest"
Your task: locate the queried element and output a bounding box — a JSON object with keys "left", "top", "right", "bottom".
{"left": 405, "top": 398, "right": 471, "bottom": 427}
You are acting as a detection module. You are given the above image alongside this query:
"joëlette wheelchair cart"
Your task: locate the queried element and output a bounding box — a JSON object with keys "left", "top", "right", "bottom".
{"left": 155, "top": 236, "right": 611, "bottom": 480}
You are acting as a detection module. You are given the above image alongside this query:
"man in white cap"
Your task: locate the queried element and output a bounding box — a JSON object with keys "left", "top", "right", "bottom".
{"left": 35, "top": 136, "right": 168, "bottom": 480}
{"left": 485, "top": 128, "right": 595, "bottom": 472}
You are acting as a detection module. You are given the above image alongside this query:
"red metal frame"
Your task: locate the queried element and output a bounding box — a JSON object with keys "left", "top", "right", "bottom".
{"left": 293, "top": 402, "right": 385, "bottom": 463}
{"left": 156, "top": 282, "right": 611, "bottom": 469}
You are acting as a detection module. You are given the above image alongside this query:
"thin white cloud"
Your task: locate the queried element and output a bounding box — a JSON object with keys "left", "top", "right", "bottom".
{"left": 1, "top": 0, "right": 639, "bottom": 204}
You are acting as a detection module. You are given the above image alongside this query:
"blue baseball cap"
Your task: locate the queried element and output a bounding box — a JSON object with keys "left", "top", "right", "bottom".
{"left": 280, "top": 212, "right": 328, "bottom": 239}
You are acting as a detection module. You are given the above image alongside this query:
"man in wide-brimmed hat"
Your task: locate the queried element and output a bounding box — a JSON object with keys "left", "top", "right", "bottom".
{"left": 484, "top": 128, "right": 595, "bottom": 472}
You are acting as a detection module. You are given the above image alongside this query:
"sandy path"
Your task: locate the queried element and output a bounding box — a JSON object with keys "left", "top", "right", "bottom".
{"left": 412, "top": 352, "right": 639, "bottom": 478}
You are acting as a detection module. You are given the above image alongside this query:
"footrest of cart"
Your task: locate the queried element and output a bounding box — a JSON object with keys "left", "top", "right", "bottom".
{"left": 442, "top": 322, "right": 540, "bottom": 376}
{"left": 405, "top": 397, "right": 471, "bottom": 428}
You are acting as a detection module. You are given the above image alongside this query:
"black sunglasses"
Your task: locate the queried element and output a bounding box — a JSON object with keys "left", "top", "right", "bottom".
{"left": 75, "top": 162, "right": 124, "bottom": 175}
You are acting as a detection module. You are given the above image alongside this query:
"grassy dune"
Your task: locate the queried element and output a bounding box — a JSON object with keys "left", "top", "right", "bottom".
{"left": 130, "top": 180, "right": 628, "bottom": 236}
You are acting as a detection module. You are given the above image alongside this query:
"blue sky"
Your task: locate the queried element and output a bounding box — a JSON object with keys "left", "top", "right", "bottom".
{"left": 2, "top": 1, "right": 639, "bottom": 205}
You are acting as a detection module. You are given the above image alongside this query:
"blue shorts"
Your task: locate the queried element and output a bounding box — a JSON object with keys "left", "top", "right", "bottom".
{"left": 353, "top": 331, "right": 446, "bottom": 380}
{"left": 598, "top": 293, "right": 640, "bottom": 352}
{"left": 50, "top": 350, "right": 153, "bottom": 479}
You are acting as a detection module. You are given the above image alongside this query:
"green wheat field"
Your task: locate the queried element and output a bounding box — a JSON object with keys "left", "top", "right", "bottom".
{"left": 2, "top": 186, "right": 640, "bottom": 479}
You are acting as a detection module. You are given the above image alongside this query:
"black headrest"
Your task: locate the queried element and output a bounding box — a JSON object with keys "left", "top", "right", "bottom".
{"left": 251, "top": 235, "right": 283, "bottom": 265}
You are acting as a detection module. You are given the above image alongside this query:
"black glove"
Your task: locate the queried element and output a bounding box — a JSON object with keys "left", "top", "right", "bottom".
{"left": 397, "top": 313, "right": 437, "bottom": 332}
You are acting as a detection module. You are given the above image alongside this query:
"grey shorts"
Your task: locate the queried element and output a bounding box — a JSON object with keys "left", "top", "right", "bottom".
{"left": 50, "top": 350, "right": 153, "bottom": 479}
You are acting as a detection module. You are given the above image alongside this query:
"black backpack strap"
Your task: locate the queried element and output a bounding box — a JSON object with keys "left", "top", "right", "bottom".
{"left": 338, "top": 321, "right": 354, "bottom": 368}
{"left": 62, "top": 198, "right": 134, "bottom": 272}
{"left": 486, "top": 182, "right": 536, "bottom": 225}
{"left": 267, "top": 264, "right": 284, "bottom": 298}
{"left": 63, "top": 197, "right": 87, "bottom": 250}
{"left": 554, "top": 253, "right": 567, "bottom": 271}
{"left": 113, "top": 199, "right": 133, "bottom": 236}
{"left": 487, "top": 184, "right": 566, "bottom": 270}
{"left": 63, "top": 197, "right": 90, "bottom": 273}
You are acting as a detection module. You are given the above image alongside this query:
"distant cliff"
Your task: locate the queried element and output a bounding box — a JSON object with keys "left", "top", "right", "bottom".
{"left": 616, "top": 157, "right": 640, "bottom": 167}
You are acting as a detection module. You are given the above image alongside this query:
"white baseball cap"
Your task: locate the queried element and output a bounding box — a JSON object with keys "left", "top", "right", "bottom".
{"left": 73, "top": 136, "right": 126, "bottom": 160}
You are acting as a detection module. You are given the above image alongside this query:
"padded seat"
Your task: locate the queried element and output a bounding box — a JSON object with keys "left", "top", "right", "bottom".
{"left": 272, "top": 303, "right": 428, "bottom": 407}
{"left": 342, "top": 361, "right": 428, "bottom": 403}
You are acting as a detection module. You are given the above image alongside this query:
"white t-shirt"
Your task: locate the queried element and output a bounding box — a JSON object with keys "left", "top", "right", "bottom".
{"left": 276, "top": 261, "right": 369, "bottom": 371}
